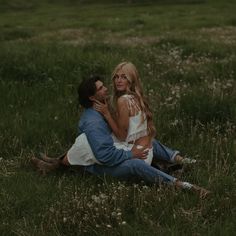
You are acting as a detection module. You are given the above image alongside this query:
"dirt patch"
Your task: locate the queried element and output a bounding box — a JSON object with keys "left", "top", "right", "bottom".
{"left": 199, "top": 26, "right": 236, "bottom": 45}
{"left": 30, "top": 28, "right": 91, "bottom": 45}
{"left": 104, "top": 33, "right": 161, "bottom": 46}
{"left": 13, "top": 26, "right": 236, "bottom": 47}
{"left": 29, "top": 28, "right": 161, "bottom": 47}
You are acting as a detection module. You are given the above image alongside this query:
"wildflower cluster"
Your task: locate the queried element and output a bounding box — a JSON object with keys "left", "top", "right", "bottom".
{"left": 41, "top": 182, "right": 130, "bottom": 234}
{"left": 40, "top": 181, "right": 173, "bottom": 234}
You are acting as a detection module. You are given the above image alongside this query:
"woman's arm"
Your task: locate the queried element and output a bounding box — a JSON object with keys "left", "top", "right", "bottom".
{"left": 94, "top": 97, "right": 129, "bottom": 141}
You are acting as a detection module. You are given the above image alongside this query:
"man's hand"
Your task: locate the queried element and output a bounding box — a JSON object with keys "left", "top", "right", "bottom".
{"left": 131, "top": 145, "right": 148, "bottom": 160}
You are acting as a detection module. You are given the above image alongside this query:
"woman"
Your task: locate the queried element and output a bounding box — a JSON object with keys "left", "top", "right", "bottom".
{"left": 94, "top": 61, "right": 193, "bottom": 165}
{"left": 94, "top": 62, "right": 155, "bottom": 165}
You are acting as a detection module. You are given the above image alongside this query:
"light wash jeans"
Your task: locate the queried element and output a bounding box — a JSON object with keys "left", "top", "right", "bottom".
{"left": 152, "top": 139, "right": 179, "bottom": 163}
{"left": 84, "top": 139, "right": 179, "bottom": 184}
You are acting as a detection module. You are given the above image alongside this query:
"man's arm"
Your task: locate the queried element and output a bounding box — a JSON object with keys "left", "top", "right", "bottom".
{"left": 80, "top": 114, "right": 133, "bottom": 166}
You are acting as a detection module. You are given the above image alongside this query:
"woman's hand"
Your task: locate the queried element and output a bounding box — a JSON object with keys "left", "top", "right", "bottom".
{"left": 94, "top": 99, "right": 111, "bottom": 119}
{"left": 131, "top": 145, "right": 148, "bottom": 160}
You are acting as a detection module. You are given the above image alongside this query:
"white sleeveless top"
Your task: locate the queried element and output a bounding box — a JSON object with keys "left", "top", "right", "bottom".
{"left": 112, "top": 94, "right": 153, "bottom": 165}
{"left": 113, "top": 94, "right": 148, "bottom": 143}
{"left": 126, "top": 110, "right": 148, "bottom": 142}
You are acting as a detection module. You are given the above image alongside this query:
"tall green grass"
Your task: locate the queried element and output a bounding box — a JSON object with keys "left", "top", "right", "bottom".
{"left": 0, "top": 0, "right": 236, "bottom": 235}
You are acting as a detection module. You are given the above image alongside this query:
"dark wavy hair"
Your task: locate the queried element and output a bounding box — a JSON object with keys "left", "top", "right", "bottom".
{"left": 78, "top": 75, "right": 103, "bottom": 108}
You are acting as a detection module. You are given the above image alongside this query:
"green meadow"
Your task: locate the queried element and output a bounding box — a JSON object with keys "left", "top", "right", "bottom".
{"left": 0, "top": 0, "right": 236, "bottom": 235}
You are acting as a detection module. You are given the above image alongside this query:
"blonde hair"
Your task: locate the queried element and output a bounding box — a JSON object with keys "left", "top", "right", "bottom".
{"left": 112, "top": 62, "right": 156, "bottom": 138}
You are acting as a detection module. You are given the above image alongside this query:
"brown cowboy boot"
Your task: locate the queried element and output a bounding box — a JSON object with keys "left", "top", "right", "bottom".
{"left": 31, "top": 157, "right": 60, "bottom": 176}
{"left": 191, "top": 184, "right": 211, "bottom": 199}
{"left": 39, "top": 152, "right": 66, "bottom": 164}
{"left": 176, "top": 181, "right": 211, "bottom": 199}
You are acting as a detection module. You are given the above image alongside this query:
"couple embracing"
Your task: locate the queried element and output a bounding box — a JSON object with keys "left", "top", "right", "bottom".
{"left": 32, "top": 62, "right": 210, "bottom": 198}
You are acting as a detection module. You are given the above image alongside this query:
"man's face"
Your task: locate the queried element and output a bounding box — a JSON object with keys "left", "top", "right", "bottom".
{"left": 93, "top": 80, "right": 108, "bottom": 102}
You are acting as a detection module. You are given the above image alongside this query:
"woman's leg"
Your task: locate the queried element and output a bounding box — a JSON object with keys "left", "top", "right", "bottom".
{"left": 152, "top": 139, "right": 196, "bottom": 164}
{"left": 152, "top": 139, "right": 180, "bottom": 163}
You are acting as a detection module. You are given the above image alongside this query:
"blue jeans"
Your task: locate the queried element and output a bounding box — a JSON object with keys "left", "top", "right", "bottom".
{"left": 152, "top": 139, "right": 179, "bottom": 163}
{"left": 85, "top": 139, "right": 179, "bottom": 183}
{"left": 84, "top": 139, "right": 178, "bottom": 184}
{"left": 85, "top": 159, "right": 176, "bottom": 184}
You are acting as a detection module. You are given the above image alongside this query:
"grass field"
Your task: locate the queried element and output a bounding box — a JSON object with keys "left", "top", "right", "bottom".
{"left": 0, "top": 0, "right": 236, "bottom": 235}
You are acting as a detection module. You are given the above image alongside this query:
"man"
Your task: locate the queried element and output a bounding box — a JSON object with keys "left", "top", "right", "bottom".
{"left": 32, "top": 76, "right": 209, "bottom": 197}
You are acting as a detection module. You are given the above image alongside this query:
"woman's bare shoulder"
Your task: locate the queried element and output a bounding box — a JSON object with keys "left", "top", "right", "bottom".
{"left": 118, "top": 94, "right": 134, "bottom": 102}
{"left": 117, "top": 96, "right": 128, "bottom": 106}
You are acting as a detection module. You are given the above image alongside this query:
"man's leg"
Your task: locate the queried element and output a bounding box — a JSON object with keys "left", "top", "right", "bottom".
{"left": 85, "top": 159, "right": 176, "bottom": 184}
{"left": 84, "top": 159, "right": 211, "bottom": 198}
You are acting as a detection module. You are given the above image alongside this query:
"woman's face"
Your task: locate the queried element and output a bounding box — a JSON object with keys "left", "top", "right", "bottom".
{"left": 113, "top": 69, "right": 130, "bottom": 92}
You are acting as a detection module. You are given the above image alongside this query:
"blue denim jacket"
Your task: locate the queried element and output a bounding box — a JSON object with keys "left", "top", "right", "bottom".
{"left": 79, "top": 108, "right": 133, "bottom": 166}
